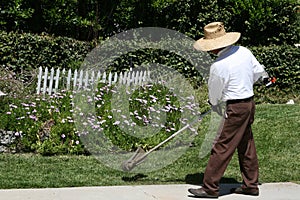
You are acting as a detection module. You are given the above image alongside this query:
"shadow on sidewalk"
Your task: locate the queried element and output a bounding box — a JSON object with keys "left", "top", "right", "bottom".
{"left": 185, "top": 173, "right": 241, "bottom": 196}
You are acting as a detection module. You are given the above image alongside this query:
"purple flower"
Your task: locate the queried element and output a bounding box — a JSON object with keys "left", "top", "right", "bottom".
{"left": 29, "top": 115, "right": 37, "bottom": 121}
{"left": 135, "top": 116, "right": 142, "bottom": 120}
{"left": 113, "top": 121, "right": 120, "bottom": 125}
{"left": 21, "top": 103, "right": 29, "bottom": 107}
{"left": 99, "top": 120, "right": 106, "bottom": 124}
{"left": 30, "top": 103, "right": 36, "bottom": 107}
{"left": 92, "top": 125, "right": 100, "bottom": 129}
{"left": 121, "top": 115, "right": 127, "bottom": 119}
{"left": 61, "top": 134, "right": 66, "bottom": 138}
{"left": 15, "top": 132, "right": 21, "bottom": 137}
{"left": 9, "top": 104, "right": 18, "bottom": 109}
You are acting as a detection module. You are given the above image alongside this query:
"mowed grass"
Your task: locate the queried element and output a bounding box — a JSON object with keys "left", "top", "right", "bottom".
{"left": 0, "top": 104, "right": 299, "bottom": 189}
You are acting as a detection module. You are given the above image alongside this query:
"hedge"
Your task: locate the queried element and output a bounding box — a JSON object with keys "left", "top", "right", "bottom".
{"left": 0, "top": 31, "right": 94, "bottom": 80}
{"left": 1, "top": 31, "right": 299, "bottom": 99}
{"left": 251, "top": 45, "right": 300, "bottom": 103}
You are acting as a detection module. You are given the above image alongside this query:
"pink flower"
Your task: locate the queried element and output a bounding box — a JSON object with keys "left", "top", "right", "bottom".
{"left": 15, "top": 132, "right": 21, "bottom": 137}
{"left": 113, "top": 121, "right": 120, "bottom": 125}
{"left": 29, "top": 115, "right": 37, "bottom": 121}
{"left": 9, "top": 104, "right": 18, "bottom": 109}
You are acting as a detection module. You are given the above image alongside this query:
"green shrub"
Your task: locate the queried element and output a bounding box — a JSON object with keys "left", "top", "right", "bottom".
{"left": 0, "top": 31, "right": 93, "bottom": 82}
{"left": 145, "top": 0, "right": 300, "bottom": 45}
{"left": 0, "top": 79, "right": 208, "bottom": 154}
{"left": 250, "top": 44, "right": 300, "bottom": 103}
{"left": 73, "top": 81, "right": 206, "bottom": 153}
{"left": 1, "top": 29, "right": 298, "bottom": 102}
{"left": 0, "top": 91, "right": 85, "bottom": 155}
{"left": 220, "top": 0, "right": 300, "bottom": 45}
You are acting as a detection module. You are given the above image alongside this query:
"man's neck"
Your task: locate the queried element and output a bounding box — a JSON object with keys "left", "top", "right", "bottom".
{"left": 217, "top": 46, "right": 231, "bottom": 56}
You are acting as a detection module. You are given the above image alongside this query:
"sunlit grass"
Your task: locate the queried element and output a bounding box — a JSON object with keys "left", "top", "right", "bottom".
{"left": 0, "top": 104, "right": 299, "bottom": 189}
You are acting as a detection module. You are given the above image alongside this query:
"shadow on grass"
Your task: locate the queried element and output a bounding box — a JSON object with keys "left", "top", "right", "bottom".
{"left": 122, "top": 173, "right": 148, "bottom": 182}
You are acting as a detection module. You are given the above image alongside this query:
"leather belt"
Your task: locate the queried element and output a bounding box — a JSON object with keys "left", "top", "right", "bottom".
{"left": 226, "top": 96, "right": 253, "bottom": 104}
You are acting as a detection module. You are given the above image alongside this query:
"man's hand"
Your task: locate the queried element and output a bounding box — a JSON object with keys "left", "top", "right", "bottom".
{"left": 208, "top": 100, "right": 223, "bottom": 116}
{"left": 211, "top": 104, "right": 223, "bottom": 116}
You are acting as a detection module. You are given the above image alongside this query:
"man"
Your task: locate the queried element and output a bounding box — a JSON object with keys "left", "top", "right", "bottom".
{"left": 188, "top": 22, "right": 267, "bottom": 198}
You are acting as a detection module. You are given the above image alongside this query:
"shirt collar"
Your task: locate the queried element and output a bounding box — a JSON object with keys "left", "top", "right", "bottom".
{"left": 217, "top": 46, "right": 232, "bottom": 57}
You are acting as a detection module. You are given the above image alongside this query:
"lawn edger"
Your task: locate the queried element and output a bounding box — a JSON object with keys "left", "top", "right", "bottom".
{"left": 121, "top": 110, "right": 211, "bottom": 172}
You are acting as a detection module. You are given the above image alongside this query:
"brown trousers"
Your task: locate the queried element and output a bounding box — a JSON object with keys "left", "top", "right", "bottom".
{"left": 203, "top": 99, "right": 259, "bottom": 193}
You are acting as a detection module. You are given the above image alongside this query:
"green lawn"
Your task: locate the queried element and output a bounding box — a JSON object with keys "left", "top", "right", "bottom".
{"left": 0, "top": 104, "right": 299, "bottom": 189}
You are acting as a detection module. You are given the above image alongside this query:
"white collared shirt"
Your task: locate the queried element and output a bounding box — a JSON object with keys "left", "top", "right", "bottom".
{"left": 208, "top": 45, "right": 266, "bottom": 105}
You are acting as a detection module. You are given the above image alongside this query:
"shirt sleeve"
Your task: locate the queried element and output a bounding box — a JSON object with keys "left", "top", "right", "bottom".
{"left": 208, "top": 64, "right": 226, "bottom": 105}
{"left": 252, "top": 55, "right": 269, "bottom": 83}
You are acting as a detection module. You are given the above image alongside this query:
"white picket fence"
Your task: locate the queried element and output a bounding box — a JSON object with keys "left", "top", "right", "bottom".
{"left": 36, "top": 67, "right": 151, "bottom": 95}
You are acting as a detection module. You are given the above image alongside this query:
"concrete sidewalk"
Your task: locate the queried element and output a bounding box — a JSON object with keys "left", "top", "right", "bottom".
{"left": 0, "top": 182, "right": 299, "bottom": 200}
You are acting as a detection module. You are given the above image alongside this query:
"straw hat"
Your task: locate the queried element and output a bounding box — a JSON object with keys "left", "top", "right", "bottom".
{"left": 194, "top": 22, "right": 241, "bottom": 51}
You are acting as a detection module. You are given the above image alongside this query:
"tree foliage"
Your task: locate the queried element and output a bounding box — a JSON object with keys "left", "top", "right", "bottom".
{"left": 1, "top": 0, "right": 299, "bottom": 45}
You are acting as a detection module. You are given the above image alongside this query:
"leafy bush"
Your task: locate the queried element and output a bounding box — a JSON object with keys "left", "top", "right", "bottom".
{"left": 220, "top": 0, "right": 300, "bottom": 45}
{"left": 250, "top": 44, "right": 300, "bottom": 103}
{"left": 0, "top": 80, "right": 209, "bottom": 154}
{"left": 0, "top": 31, "right": 93, "bottom": 82}
{"left": 115, "top": 0, "right": 299, "bottom": 45}
{"left": 0, "top": 91, "right": 85, "bottom": 155}
{"left": 1, "top": 29, "right": 298, "bottom": 103}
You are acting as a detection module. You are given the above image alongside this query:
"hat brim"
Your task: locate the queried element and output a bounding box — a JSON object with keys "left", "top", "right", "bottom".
{"left": 194, "top": 32, "right": 241, "bottom": 51}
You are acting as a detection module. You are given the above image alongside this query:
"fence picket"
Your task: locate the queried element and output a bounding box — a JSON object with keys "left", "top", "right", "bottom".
{"left": 48, "top": 68, "right": 55, "bottom": 95}
{"left": 96, "top": 71, "right": 101, "bottom": 82}
{"left": 113, "top": 72, "right": 118, "bottom": 85}
{"left": 36, "top": 67, "right": 43, "bottom": 94}
{"left": 36, "top": 67, "right": 151, "bottom": 95}
{"left": 65, "top": 69, "right": 70, "bottom": 90}
{"left": 84, "top": 70, "right": 89, "bottom": 89}
{"left": 90, "top": 71, "right": 95, "bottom": 89}
{"left": 42, "top": 67, "right": 48, "bottom": 94}
{"left": 54, "top": 68, "right": 60, "bottom": 93}
{"left": 108, "top": 72, "right": 112, "bottom": 86}
{"left": 73, "top": 69, "right": 78, "bottom": 90}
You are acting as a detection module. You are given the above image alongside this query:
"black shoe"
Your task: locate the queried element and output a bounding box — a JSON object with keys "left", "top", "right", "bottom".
{"left": 230, "top": 186, "right": 259, "bottom": 196}
{"left": 188, "top": 188, "right": 219, "bottom": 198}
